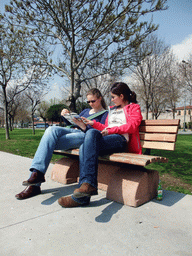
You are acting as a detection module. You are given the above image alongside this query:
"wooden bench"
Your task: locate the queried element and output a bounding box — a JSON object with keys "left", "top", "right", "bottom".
{"left": 51, "top": 119, "right": 180, "bottom": 207}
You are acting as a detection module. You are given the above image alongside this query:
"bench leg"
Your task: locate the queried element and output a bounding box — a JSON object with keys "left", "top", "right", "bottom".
{"left": 51, "top": 157, "right": 79, "bottom": 184}
{"left": 105, "top": 166, "right": 159, "bottom": 207}
{"left": 97, "top": 163, "right": 159, "bottom": 207}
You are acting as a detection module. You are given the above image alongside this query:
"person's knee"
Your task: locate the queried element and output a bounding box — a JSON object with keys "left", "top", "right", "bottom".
{"left": 86, "top": 129, "right": 101, "bottom": 137}
{"left": 44, "top": 126, "right": 58, "bottom": 137}
{"left": 85, "top": 129, "right": 102, "bottom": 144}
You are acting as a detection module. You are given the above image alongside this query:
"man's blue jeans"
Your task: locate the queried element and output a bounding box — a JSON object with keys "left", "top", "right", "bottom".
{"left": 29, "top": 126, "right": 85, "bottom": 185}
{"left": 72, "top": 129, "right": 127, "bottom": 205}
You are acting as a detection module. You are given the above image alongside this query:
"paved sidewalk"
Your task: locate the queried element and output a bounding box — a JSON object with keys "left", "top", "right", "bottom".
{"left": 0, "top": 151, "right": 192, "bottom": 256}
{"left": 178, "top": 130, "right": 192, "bottom": 135}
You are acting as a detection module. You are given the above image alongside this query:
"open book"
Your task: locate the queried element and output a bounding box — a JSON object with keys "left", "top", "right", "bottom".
{"left": 62, "top": 109, "right": 107, "bottom": 127}
{"left": 62, "top": 112, "right": 81, "bottom": 126}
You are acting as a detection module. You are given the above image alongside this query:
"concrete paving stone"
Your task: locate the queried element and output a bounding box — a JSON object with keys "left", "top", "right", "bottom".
{"left": 0, "top": 151, "right": 192, "bottom": 256}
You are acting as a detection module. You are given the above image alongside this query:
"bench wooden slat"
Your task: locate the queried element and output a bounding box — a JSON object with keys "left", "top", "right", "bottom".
{"left": 99, "top": 154, "right": 151, "bottom": 166}
{"left": 140, "top": 140, "right": 175, "bottom": 151}
{"left": 139, "top": 125, "right": 178, "bottom": 134}
{"left": 100, "top": 153, "right": 168, "bottom": 165}
{"left": 139, "top": 133, "right": 177, "bottom": 142}
{"left": 54, "top": 149, "right": 80, "bottom": 156}
{"left": 140, "top": 119, "right": 180, "bottom": 126}
{"left": 111, "top": 152, "right": 167, "bottom": 162}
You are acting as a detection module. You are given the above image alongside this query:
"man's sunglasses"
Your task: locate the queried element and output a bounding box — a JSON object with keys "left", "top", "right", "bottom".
{"left": 87, "top": 100, "right": 97, "bottom": 104}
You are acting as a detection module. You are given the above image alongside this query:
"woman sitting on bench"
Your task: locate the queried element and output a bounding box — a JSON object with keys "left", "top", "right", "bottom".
{"left": 58, "top": 82, "right": 143, "bottom": 208}
{"left": 15, "top": 88, "right": 108, "bottom": 200}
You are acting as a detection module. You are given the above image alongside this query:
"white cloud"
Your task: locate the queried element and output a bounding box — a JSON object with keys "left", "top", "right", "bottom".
{"left": 171, "top": 34, "right": 192, "bottom": 61}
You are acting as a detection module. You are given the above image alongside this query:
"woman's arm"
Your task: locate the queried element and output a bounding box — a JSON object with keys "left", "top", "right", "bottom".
{"left": 91, "top": 117, "right": 108, "bottom": 131}
{"left": 106, "top": 104, "right": 142, "bottom": 135}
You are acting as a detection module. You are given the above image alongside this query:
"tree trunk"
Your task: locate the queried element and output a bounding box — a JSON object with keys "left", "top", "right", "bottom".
{"left": 2, "top": 86, "right": 10, "bottom": 139}
{"left": 172, "top": 104, "right": 176, "bottom": 119}
{"left": 172, "top": 110, "right": 175, "bottom": 119}
{"left": 67, "top": 71, "right": 81, "bottom": 112}
{"left": 43, "top": 118, "right": 47, "bottom": 130}
{"left": 145, "top": 102, "right": 149, "bottom": 120}
{"left": 32, "top": 113, "right": 35, "bottom": 135}
{"left": 9, "top": 116, "right": 12, "bottom": 131}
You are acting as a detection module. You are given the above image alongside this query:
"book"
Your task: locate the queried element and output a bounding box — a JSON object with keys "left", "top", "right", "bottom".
{"left": 62, "top": 112, "right": 81, "bottom": 126}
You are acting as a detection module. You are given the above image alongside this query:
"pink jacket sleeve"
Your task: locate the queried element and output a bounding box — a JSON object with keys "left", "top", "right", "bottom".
{"left": 92, "top": 103, "right": 142, "bottom": 135}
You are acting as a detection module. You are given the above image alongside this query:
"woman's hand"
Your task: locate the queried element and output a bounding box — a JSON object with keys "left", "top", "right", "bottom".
{"left": 81, "top": 117, "right": 94, "bottom": 126}
{"left": 61, "top": 109, "right": 70, "bottom": 116}
{"left": 101, "top": 128, "right": 108, "bottom": 136}
{"left": 72, "top": 117, "right": 87, "bottom": 131}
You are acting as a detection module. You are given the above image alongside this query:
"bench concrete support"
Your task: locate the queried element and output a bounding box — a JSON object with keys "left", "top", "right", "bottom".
{"left": 51, "top": 157, "right": 159, "bottom": 207}
{"left": 51, "top": 157, "right": 79, "bottom": 184}
{"left": 106, "top": 167, "right": 159, "bottom": 207}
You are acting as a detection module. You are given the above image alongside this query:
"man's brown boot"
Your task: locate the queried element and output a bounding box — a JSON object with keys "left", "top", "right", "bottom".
{"left": 73, "top": 183, "right": 98, "bottom": 198}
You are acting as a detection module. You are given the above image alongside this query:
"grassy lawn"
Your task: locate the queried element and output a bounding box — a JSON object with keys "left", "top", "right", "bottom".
{"left": 0, "top": 128, "right": 63, "bottom": 163}
{"left": 146, "top": 134, "right": 192, "bottom": 195}
{"left": 0, "top": 128, "right": 192, "bottom": 195}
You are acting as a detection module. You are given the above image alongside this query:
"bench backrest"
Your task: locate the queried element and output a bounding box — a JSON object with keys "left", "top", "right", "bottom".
{"left": 139, "top": 119, "right": 180, "bottom": 151}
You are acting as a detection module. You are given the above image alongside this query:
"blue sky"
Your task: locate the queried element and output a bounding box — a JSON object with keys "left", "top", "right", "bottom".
{"left": 153, "top": 0, "right": 192, "bottom": 45}
{"left": 149, "top": 0, "right": 192, "bottom": 61}
{"left": 1, "top": 0, "right": 192, "bottom": 100}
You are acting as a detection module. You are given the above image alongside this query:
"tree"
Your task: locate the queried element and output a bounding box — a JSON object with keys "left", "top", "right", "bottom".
{"left": 66, "top": 73, "right": 119, "bottom": 108}
{"left": 47, "top": 104, "right": 68, "bottom": 124}
{"left": 14, "top": 97, "right": 31, "bottom": 128}
{"left": 5, "top": 0, "right": 168, "bottom": 111}
{"left": 161, "top": 53, "right": 181, "bottom": 119}
{"left": 37, "top": 101, "right": 51, "bottom": 130}
{"left": 130, "top": 34, "right": 171, "bottom": 119}
{"left": 6, "top": 89, "right": 21, "bottom": 131}
{"left": 0, "top": 18, "right": 51, "bottom": 139}
{"left": 180, "top": 57, "right": 192, "bottom": 96}
{"left": 0, "top": 22, "right": 30, "bottom": 138}
{"left": 25, "top": 86, "right": 49, "bottom": 134}
{"left": 0, "top": 106, "right": 4, "bottom": 127}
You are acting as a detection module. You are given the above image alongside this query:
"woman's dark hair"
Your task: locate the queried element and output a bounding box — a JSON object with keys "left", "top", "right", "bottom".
{"left": 86, "top": 88, "right": 107, "bottom": 109}
{"left": 110, "top": 82, "right": 137, "bottom": 103}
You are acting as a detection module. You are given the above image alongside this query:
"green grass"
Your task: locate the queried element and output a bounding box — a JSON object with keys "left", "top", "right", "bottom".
{"left": 146, "top": 134, "right": 192, "bottom": 194}
{"left": 0, "top": 128, "right": 192, "bottom": 195}
{"left": 0, "top": 128, "right": 63, "bottom": 162}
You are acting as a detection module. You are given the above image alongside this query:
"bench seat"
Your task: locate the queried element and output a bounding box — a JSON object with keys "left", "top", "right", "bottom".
{"left": 53, "top": 149, "right": 168, "bottom": 166}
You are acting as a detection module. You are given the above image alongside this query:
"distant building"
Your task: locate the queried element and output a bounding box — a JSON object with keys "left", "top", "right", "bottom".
{"left": 141, "top": 105, "right": 192, "bottom": 128}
